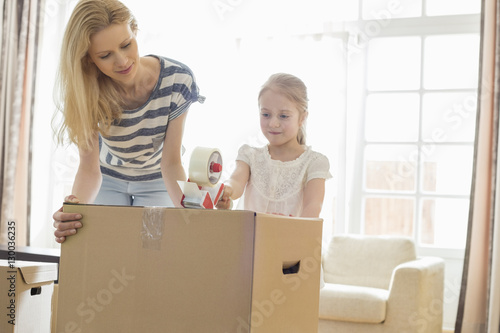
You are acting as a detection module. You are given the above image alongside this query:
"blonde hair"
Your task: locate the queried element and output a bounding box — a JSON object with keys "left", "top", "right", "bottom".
{"left": 54, "top": 0, "right": 138, "bottom": 150}
{"left": 258, "top": 73, "right": 309, "bottom": 145}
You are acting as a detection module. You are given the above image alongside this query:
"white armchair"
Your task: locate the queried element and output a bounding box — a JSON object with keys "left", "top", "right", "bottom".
{"left": 318, "top": 234, "right": 445, "bottom": 333}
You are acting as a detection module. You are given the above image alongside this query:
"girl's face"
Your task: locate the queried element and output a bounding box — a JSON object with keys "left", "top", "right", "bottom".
{"left": 259, "top": 89, "right": 306, "bottom": 148}
{"left": 87, "top": 23, "right": 139, "bottom": 85}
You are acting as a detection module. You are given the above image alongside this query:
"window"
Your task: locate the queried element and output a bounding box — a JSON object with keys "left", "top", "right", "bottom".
{"left": 352, "top": 17, "right": 480, "bottom": 252}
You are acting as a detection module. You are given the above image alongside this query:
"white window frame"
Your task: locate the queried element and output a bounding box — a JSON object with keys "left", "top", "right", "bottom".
{"left": 342, "top": 14, "right": 480, "bottom": 260}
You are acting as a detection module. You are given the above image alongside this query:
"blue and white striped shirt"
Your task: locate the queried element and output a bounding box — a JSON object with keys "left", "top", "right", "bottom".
{"left": 99, "top": 56, "right": 204, "bottom": 181}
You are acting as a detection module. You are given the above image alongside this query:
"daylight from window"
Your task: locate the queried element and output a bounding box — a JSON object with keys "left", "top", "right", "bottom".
{"left": 32, "top": 0, "right": 481, "bottom": 248}
{"left": 31, "top": 2, "right": 480, "bottom": 328}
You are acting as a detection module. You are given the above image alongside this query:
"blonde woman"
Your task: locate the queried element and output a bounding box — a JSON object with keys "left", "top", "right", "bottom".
{"left": 53, "top": 0, "right": 204, "bottom": 243}
{"left": 217, "top": 73, "right": 331, "bottom": 218}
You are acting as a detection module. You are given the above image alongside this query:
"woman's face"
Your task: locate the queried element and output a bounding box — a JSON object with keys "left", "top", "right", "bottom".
{"left": 87, "top": 23, "right": 139, "bottom": 85}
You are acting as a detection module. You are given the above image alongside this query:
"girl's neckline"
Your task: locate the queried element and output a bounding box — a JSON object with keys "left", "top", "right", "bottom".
{"left": 265, "top": 144, "right": 308, "bottom": 163}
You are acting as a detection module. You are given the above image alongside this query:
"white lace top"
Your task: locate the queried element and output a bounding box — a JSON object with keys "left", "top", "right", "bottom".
{"left": 236, "top": 144, "right": 332, "bottom": 216}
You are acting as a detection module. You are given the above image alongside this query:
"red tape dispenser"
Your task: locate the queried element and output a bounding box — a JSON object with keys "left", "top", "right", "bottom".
{"left": 178, "top": 147, "right": 224, "bottom": 209}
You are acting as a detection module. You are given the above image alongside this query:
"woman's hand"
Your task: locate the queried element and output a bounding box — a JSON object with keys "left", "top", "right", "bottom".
{"left": 53, "top": 195, "right": 83, "bottom": 244}
{"left": 216, "top": 185, "right": 233, "bottom": 210}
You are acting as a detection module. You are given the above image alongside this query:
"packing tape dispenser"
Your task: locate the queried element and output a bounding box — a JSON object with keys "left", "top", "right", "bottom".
{"left": 177, "top": 147, "right": 225, "bottom": 209}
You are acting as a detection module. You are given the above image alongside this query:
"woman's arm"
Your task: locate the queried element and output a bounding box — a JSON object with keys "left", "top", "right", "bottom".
{"left": 53, "top": 134, "right": 101, "bottom": 243}
{"left": 301, "top": 178, "right": 326, "bottom": 218}
{"left": 71, "top": 133, "right": 102, "bottom": 203}
{"left": 216, "top": 160, "right": 250, "bottom": 209}
{"left": 160, "top": 111, "right": 188, "bottom": 207}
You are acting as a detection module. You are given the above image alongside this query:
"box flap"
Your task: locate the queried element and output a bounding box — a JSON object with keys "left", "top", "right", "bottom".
{"left": 251, "top": 213, "right": 323, "bottom": 332}
{"left": 15, "top": 261, "right": 58, "bottom": 284}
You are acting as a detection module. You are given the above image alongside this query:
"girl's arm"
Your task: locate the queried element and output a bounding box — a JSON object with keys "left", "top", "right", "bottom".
{"left": 301, "top": 178, "right": 326, "bottom": 218}
{"left": 217, "top": 160, "right": 250, "bottom": 209}
{"left": 160, "top": 111, "right": 188, "bottom": 207}
{"left": 53, "top": 133, "right": 101, "bottom": 243}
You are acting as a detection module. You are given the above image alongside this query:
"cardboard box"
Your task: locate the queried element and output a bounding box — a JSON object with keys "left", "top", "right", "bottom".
{"left": 57, "top": 204, "right": 323, "bottom": 332}
{"left": 0, "top": 259, "right": 58, "bottom": 333}
{"left": 51, "top": 283, "right": 59, "bottom": 333}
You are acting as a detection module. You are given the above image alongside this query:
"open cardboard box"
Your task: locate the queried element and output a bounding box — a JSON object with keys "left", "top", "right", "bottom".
{"left": 56, "top": 204, "right": 322, "bottom": 332}
{"left": 0, "top": 259, "right": 58, "bottom": 333}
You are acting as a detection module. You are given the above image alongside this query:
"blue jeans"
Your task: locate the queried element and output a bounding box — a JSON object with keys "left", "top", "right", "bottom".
{"left": 94, "top": 175, "right": 174, "bottom": 207}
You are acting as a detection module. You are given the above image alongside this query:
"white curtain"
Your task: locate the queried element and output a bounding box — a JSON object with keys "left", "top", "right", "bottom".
{"left": 0, "top": 0, "right": 44, "bottom": 245}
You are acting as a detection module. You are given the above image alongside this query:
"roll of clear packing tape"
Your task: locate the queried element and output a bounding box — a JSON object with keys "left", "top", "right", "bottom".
{"left": 188, "top": 147, "right": 223, "bottom": 187}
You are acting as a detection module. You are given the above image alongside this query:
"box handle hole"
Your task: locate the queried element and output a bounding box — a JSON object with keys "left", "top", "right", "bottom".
{"left": 282, "top": 261, "right": 300, "bottom": 275}
{"left": 31, "top": 286, "right": 42, "bottom": 296}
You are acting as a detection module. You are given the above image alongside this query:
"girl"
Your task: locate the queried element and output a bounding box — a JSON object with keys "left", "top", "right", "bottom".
{"left": 217, "top": 73, "right": 331, "bottom": 217}
{"left": 53, "top": 0, "right": 204, "bottom": 243}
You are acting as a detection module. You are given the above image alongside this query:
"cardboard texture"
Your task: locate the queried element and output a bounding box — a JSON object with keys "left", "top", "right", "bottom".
{"left": 0, "top": 259, "right": 58, "bottom": 333}
{"left": 52, "top": 284, "right": 59, "bottom": 333}
{"left": 56, "top": 204, "right": 322, "bottom": 333}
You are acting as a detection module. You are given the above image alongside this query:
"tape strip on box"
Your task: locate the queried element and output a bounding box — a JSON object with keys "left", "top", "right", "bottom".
{"left": 141, "top": 207, "right": 165, "bottom": 250}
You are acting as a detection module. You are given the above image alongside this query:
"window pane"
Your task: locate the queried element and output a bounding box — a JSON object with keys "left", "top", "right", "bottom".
{"left": 365, "top": 144, "right": 418, "bottom": 191}
{"left": 423, "top": 35, "right": 480, "bottom": 89}
{"left": 421, "top": 145, "right": 474, "bottom": 194}
{"left": 365, "top": 93, "right": 420, "bottom": 142}
{"left": 422, "top": 92, "right": 477, "bottom": 143}
{"left": 362, "top": 0, "right": 422, "bottom": 19}
{"left": 367, "top": 37, "right": 421, "bottom": 91}
{"left": 364, "top": 197, "right": 414, "bottom": 236}
{"left": 420, "top": 198, "right": 468, "bottom": 248}
{"left": 426, "top": 0, "right": 481, "bottom": 16}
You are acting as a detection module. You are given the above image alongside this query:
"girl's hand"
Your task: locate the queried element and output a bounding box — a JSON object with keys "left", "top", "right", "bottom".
{"left": 53, "top": 195, "right": 83, "bottom": 244}
{"left": 216, "top": 185, "right": 233, "bottom": 210}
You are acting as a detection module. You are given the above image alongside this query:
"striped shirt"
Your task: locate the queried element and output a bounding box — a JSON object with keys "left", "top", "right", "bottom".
{"left": 99, "top": 56, "right": 204, "bottom": 181}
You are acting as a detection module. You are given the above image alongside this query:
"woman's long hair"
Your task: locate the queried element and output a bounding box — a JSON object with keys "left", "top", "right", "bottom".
{"left": 54, "top": 0, "right": 138, "bottom": 150}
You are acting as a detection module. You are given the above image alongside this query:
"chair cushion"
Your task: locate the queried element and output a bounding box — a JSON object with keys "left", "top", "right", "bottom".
{"left": 323, "top": 235, "right": 417, "bottom": 289}
{"left": 318, "top": 283, "right": 388, "bottom": 324}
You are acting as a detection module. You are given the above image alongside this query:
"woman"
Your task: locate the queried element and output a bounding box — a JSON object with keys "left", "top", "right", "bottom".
{"left": 53, "top": 0, "right": 204, "bottom": 243}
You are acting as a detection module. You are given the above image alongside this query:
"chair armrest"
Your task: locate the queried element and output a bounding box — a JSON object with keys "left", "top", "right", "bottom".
{"left": 385, "top": 257, "right": 445, "bottom": 332}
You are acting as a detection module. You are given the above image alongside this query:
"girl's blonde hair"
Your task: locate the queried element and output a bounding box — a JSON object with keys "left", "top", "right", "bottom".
{"left": 54, "top": 0, "right": 138, "bottom": 150}
{"left": 258, "top": 73, "right": 309, "bottom": 145}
